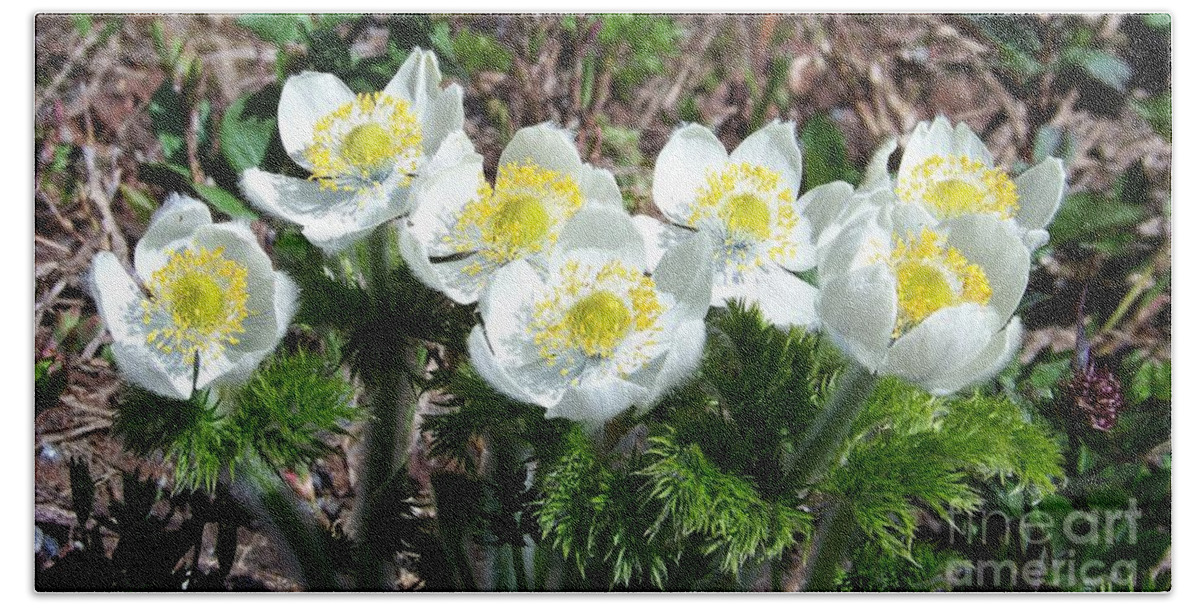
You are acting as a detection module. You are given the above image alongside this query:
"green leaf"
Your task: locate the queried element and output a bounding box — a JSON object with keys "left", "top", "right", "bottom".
{"left": 1071, "top": 49, "right": 1132, "bottom": 91}
{"left": 71, "top": 14, "right": 93, "bottom": 37}
{"left": 119, "top": 184, "right": 159, "bottom": 224}
{"left": 1129, "top": 358, "right": 1170, "bottom": 405}
{"left": 1048, "top": 193, "right": 1145, "bottom": 246}
{"left": 801, "top": 114, "right": 858, "bottom": 192}
{"left": 237, "top": 14, "right": 311, "bottom": 45}
{"left": 1133, "top": 92, "right": 1171, "bottom": 141}
{"left": 1144, "top": 13, "right": 1171, "bottom": 29}
{"left": 451, "top": 30, "right": 513, "bottom": 74}
{"left": 140, "top": 162, "right": 258, "bottom": 220}
{"left": 194, "top": 182, "right": 258, "bottom": 220}
{"left": 220, "top": 91, "right": 278, "bottom": 173}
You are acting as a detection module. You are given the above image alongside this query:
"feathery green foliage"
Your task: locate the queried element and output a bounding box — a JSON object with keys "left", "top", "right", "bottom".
{"left": 819, "top": 378, "right": 1063, "bottom": 557}
{"left": 112, "top": 350, "right": 357, "bottom": 492}
{"left": 837, "top": 541, "right": 961, "bottom": 591}
{"left": 536, "top": 426, "right": 673, "bottom": 589}
{"left": 231, "top": 349, "right": 357, "bottom": 471}
{"left": 641, "top": 431, "right": 812, "bottom": 576}
{"left": 656, "top": 302, "right": 838, "bottom": 498}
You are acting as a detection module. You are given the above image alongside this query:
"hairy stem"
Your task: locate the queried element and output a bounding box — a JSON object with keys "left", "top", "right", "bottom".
{"left": 805, "top": 499, "right": 856, "bottom": 591}
{"left": 235, "top": 457, "right": 341, "bottom": 590}
{"left": 785, "top": 363, "right": 877, "bottom": 490}
{"left": 352, "top": 226, "right": 419, "bottom": 589}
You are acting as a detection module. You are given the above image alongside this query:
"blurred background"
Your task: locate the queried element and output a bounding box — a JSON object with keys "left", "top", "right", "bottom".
{"left": 34, "top": 14, "right": 1170, "bottom": 590}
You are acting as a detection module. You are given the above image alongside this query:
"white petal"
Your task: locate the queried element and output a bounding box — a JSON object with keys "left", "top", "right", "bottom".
{"left": 747, "top": 265, "right": 820, "bottom": 328}
{"left": 558, "top": 206, "right": 645, "bottom": 270}
{"left": 889, "top": 202, "right": 939, "bottom": 235}
{"left": 632, "top": 215, "right": 691, "bottom": 270}
{"left": 578, "top": 165, "right": 624, "bottom": 209}
{"left": 1024, "top": 229, "right": 1050, "bottom": 251}
{"left": 278, "top": 71, "right": 355, "bottom": 167}
{"left": 898, "top": 118, "right": 947, "bottom": 178}
{"left": 272, "top": 271, "right": 299, "bottom": 340}
{"left": 110, "top": 341, "right": 191, "bottom": 400}
{"left": 89, "top": 252, "right": 145, "bottom": 344}
{"left": 210, "top": 350, "right": 268, "bottom": 393}
{"left": 953, "top": 120, "right": 995, "bottom": 166}
{"left": 800, "top": 181, "right": 854, "bottom": 244}
{"left": 406, "top": 157, "right": 485, "bottom": 255}
{"left": 384, "top": 47, "right": 443, "bottom": 121}
{"left": 646, "top": 319, "right": 706, "bottom": 403}
{"left": 816, "top": 209, "right": 892, "bottom": 282}
{"left": 775, "top": 211, "right": 817, "bottom": 273}
{"left": 468, "top": 325, "right": 546, "bottom": 406}
{"left": 499, "top": 123, "right": 583, "bottom": 178}
{"left": 881, "top": 304, "right": 997, "bottom": 385}
{"left": 134, "top": 193, "right": 213, "bottom": 281}
{"left": 730, "top": 120, "right": 802, "bottom": 198}
{"left": 652, "top": 231, "right": 714, "bottom": 321}
{"left": 239, "top": 168, "right": 349, "bottom": 224}
{"left": 924, "top": 317, "right": 1022, "bottom": 395}
{"left": 418, "top": 129, "right": 482, "bottom": 179}
{"left": 859, "top": 138, "right": 897, "bottom": 194}
{"left": 418, "top": 84, "right": 465, "bottom": 157}
{"left": 478, "top": 259, "right": 544, "bottom": 365}
{"left": 398, "top": 225, "right": 486, "bottom": 305}
{"left": 944, "top": 214, "right": 1030, "bottom": 323}
{"left": 816, "top": 263, "right": 897, "bottom": 372}
{"left": 548, "top": 375, "right": 650, "bottom": 425}
{"left": 652, "top": 123, "right": 729, "bottom": 224}
{"left": 190, "top": 223, "right": 278, "bottom": 353}
{"left": 301, "top": 173, "right": 415, "bottom": 254}
{"left": 193, "top": 348, "right": 241, "bottom": 393}
{"left": 1015, "top": 157, "right": 1066, "bottom": 231}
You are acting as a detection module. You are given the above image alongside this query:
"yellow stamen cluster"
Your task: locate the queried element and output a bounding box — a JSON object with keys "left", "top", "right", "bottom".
{"left": 888, "top": 228, "right": 991, "bottom": 335}
{"left": 141, "top": 246, "right": 251, "bottom": 364}
{"left": 531, "top": 259, "right": 663, "bottom": 380}
{"left": 448, "top": 162, "right": 583, "bottom": 273}
{"left": 690, "top": 162, "right": 798, "bottom": 268}
{"left": 304, "top": 92, "right": 422, "bottom": 194}
{"left": 896, "top": 155, "right": 1019, "bottom": 220}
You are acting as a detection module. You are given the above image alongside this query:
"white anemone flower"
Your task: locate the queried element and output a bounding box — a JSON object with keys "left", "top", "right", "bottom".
{"left": 467, "top": 206, "right": 713, "bottom": 425}
{"left": 634, "top": 121, "right": 818, "bottom": 328}
{"left": 240, "top": 48, "right": 468, "bottom": 254}
{"left": 815, "top": 205, "right": 1030, "bottom": 395}
{"left": 810, "top": 116, "right": 1065, "bottom": 252}
{"left": 398, "top": 123, "right": 624, "bottom": 304}
{"left": 89, "top": 194, "right": 298, "bottom": 400}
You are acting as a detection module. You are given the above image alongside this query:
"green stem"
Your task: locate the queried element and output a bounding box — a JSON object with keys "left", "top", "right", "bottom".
{"left": 352, "top": 225, "right": 419, "bottom": 589}
{"left": 805, "top": 500, "right": 856, "bottom": 591}
{"left": 511, "top": 543, "right": 529, "bottom": 591}
{"left": 785, "top": 363, "right": 877, "bottom": 490}
{"left": 237, "top": 457, "right": 341, "bottom": 590}
{"left": 1100, "top": 269, "right": 1154, "bottom": 334}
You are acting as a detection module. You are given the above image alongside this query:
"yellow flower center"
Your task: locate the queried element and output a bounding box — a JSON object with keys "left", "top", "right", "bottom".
{"left": 489, "top": 195, "right": 552, "bottom": 253}
{"left": 304, "top": 92, "right": 422, "bottom": 194}
{"left": 142, "top": 246, "right": 251, "bottom": 364}
{"left": 340, "top": 123, "right": 396, "bottom": 171}
{"left": 532, "top": 260, "right": 664, "bottom": 379}
{"left": 720, "top": 192, "right": 772, "bottom": 240}
{"left": 167, "top": 272, "right": 225, "bottom": 333}
{"left": 897, "top": 155, "right": 1018, "bottom": 220}
{"left": 564, "top": 291, "right": 633, "bottom": 357}
{"left": 690, "top": 162, "right": 798, "bottom": 270}
{"left": 889, "top": 228, "right": 991, "bottom": 335}
{"left": 448, "top": 162, "right": 584, "bottom": 273}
